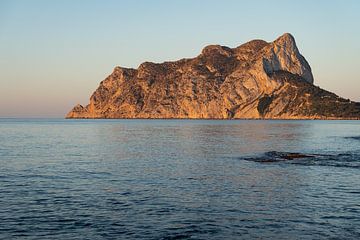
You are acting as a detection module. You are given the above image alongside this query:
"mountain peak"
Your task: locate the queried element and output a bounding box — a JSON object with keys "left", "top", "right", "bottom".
{"left": 273, "top": 32, "right": 298, "bottom": 52}
{"left": 276, "top": 33, "right": 295, "bottom": 42}
{"left": 259, "top": 33, "right": 314, "bottom": 83}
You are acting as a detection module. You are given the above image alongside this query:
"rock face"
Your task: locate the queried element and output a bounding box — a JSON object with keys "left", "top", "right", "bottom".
{"left": 67, "top": 33, "right": 360, "bottom": 119}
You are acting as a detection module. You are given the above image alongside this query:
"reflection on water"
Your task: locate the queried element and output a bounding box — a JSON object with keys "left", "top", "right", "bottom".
{"left": 0, "top": 119, "right": 359, "bottom": 239}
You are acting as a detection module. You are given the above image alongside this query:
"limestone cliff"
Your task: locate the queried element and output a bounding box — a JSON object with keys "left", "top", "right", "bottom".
{"left": 67, "top": 33, "right": 360, "bottom": 119}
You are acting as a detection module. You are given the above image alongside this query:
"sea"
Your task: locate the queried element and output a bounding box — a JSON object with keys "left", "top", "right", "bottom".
{"left": 0, "top": 119, "right": 359, "bottom": 239}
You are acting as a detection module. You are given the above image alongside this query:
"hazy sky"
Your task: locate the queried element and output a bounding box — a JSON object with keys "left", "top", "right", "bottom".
{"left": 1, "top": 0, "right": 359, "bottom": 117}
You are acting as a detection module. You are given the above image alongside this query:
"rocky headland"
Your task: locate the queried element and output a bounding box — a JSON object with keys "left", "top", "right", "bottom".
{"left": 67, "top": 33, "right": 360, "bottom": 119}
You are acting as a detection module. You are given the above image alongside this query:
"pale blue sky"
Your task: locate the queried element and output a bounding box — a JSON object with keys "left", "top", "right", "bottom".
{"left": 0, "top": 0, "right": 359, "bottom": 117}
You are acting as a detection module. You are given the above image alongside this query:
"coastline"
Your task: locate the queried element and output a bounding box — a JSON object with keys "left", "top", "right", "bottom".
{"left": 65, "top": 117, "right": 360, "bottom": 120}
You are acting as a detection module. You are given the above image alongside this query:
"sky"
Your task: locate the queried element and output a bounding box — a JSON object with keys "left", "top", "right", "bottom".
{"left": 0, "top": 0, "right": 359, "bottom": 117}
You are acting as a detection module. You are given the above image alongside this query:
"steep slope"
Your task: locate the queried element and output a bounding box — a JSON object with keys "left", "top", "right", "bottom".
{"left": 66, "top": 33, "right": 360, "bottom": 119}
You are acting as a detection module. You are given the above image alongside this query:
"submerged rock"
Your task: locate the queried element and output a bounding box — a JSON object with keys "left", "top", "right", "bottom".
{"left": 244, "top": 151, "right": 360, "bottom": 168}
{"left": 66, "top": 33, "right": 360, "bottom": 119}
{"left": 245, "top": 151, "right": 314, "bottom": 163}
{"left": 345, "top": 136, "right": 360, "bottom": 141}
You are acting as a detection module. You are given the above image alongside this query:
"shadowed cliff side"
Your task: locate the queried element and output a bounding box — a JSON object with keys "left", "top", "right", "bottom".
{"left": 66, "top": 33, "right": 360, "bottom": 119}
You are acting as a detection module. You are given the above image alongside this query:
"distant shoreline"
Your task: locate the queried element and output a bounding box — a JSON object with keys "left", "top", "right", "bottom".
{"left": 1, "top": 117, "right": 359, "bottom": 120}
{"left": 64, "top": 117, "right": 360, "bottom": 120}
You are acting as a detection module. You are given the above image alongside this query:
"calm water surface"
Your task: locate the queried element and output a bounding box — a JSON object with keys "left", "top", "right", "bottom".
{"left": 0, "top": 119, "right": 359, "bottom": 239}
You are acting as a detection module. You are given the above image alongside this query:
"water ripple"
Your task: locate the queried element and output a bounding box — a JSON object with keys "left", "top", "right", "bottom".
{"left": 1, "top": 119, "right": 360, "bottom": 239}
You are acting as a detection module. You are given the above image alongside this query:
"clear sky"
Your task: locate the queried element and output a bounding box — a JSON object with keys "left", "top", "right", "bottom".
{"left": 1, "top": 0, "right": 359, "bottom": 117}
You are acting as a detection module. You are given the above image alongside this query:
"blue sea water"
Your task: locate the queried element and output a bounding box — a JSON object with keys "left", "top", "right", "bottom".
{"left": 0, "top": 119, "right": 359, "bottom": 239}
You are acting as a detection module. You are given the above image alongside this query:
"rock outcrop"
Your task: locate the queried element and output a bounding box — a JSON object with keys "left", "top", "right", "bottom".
{"left": 67, "top": 33, "right": 360, "bottom": 119}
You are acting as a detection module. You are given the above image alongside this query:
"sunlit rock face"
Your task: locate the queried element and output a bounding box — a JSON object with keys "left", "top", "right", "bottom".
{"left": 66, "top": 33, "right": 360, "bottom": 119}
{"left": 262, "top": 33, "right": 313, "bottom": 84}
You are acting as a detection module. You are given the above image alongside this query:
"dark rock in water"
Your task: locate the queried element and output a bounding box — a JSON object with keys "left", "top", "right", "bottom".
{"left": 345, "top": 136, "right": 360, "bottom": 141}
{"left": 245, "top": 151, "right": 314, "bottom": 163}
{"left": 244, "top": 151, "right": 360, "bottom": 169}
{"left": 276, "top": 152, "right": 313, "bottom": 160}
{"left": 66, "top": 33, "right": 360, "bottom": 119}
